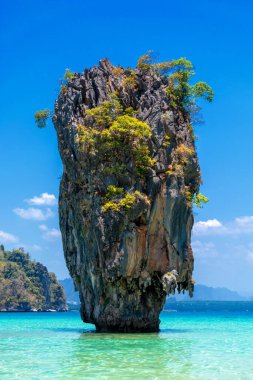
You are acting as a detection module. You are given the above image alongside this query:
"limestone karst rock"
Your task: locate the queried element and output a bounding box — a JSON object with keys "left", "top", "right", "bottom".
{"left": 53, "top": 58, "right": 201, "bottom": 331}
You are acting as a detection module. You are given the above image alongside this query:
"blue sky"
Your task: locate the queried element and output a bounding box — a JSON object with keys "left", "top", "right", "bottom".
{"left": 1, "top": 0, "right": 253, "bottom": 294}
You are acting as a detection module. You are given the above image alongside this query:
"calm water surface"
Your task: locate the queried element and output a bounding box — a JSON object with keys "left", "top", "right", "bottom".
{"left": 1, "top": 303, "right": 253, "bottom": 379}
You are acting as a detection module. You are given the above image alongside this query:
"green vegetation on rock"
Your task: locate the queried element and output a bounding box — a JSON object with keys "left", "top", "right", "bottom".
{"left": 63, "top": 68, "right": 75, "bottom": 82}
{"left": 102, "top": 189, "right": 150, "bottom": 213}
{"left": 102, "top": 193, "right": 136, "bottom": 213}
{"left": 137, "top": 52, "right": 214, "bottom": 112}
{"left": 78, "top": 98, "right": 155, "bottom": 179}
{"left": 34, "top": 108, "right": 52, "bottom": 129}
{"left": 193, "top": 192, "right": 209, "bottom": 208}
{"left": 36, "top": 53, "right": 213, "bottom": 128}
{"left": 77, "top": 95, "right": 156, "bottom": 213}
{"left": 85, "top": 94, "right": 123, "bottom": 129}
{"left": 38, "top": 54, "right": 212, "bottom": 214}
{"left": 185, "top": 187, "right": 209, "bottom": 208}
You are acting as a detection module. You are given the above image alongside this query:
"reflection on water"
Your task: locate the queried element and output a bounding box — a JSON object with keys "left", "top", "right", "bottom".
{"left": 0, "top": 309, "right": 253, "bottom": 379}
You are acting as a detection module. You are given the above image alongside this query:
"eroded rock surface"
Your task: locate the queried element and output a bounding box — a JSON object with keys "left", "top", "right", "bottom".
{"left": 53, "top": 58, "right": 201, "bottom": 331}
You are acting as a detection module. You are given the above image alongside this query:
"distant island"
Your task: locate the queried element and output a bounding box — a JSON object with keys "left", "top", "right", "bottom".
{"left": 0, "top": 245, "right": 67, "bottom": 312}
{"left": 60, "top": 277, "right": 246, "bottom": 307}
{"left": 168, "top": 284, "right": 245, "bottom": 302}
{"left": 60, "top": 278, "right": 80, "bottom": 305}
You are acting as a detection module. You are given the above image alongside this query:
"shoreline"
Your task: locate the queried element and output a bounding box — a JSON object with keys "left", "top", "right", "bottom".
{"left": 0, "top": 309, "right": 68, "bottom": 313}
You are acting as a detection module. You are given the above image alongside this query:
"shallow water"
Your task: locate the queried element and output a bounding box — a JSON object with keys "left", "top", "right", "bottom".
{"left": 1, "top": 303, "right": 253, "bottom": 379}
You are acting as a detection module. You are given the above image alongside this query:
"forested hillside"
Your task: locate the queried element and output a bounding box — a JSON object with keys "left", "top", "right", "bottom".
{"left": 0, "top": 245, "right": 67, "bottom": 311}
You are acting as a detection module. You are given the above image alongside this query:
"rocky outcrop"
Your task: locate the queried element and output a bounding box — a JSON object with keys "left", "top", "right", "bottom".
{"left": 54, "top": 58, "right": 201, "bottom": 331}
{"left": 0, "top": 246, "right": 67, "bottom": 312}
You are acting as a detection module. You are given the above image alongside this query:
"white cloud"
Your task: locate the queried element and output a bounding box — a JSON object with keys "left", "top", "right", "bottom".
{"left": 39, "top": 225, "right": 61, "bottom": 240}
{"left": 234, "top": 216, "right": 253, "bottom": 234}
{"left": 13, "top": 207, "right": 54, "bottom": 221}
{"left": 193, "top": 215, "right": 253, "bottom": 236}
{"left": 0, "top": 230, "right": 18, "bottom": 243}
{"left": 44, "top": 228, "right": 61, "bottom": 240}
{"left": 26, "top": 193, "right": 57, "bottom": 206}
{"left": 196, "top": 219, "right": 222, "bottom": 228}
{"left": 235, "top": 216, "right": 253, "bottom": 225}
{"left": 39, "top": 224, "right": 48, "bottom": 231}
{"left": 192, "top": 239, "right": 253, "bottom": 293}
{"left": 30, "top": 244, "right": 42, "bottom": 251}
{"left": 193, "top": 219, "right": 224, "bottom": 236}
{"left": 192, "top": 240, "right": 218, "bottom": 258}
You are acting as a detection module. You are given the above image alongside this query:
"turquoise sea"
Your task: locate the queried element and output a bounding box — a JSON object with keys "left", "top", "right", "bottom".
{"left": 1, "top": 302, "right": 253, "bottom": 380}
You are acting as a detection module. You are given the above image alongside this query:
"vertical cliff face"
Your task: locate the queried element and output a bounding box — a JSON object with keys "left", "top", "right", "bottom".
{"left": 53, "top": 58, "right": 201, "bottom": 331}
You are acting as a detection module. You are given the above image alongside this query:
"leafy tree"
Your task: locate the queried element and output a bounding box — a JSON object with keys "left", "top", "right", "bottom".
{"left": 137, "top": 52, "right": 214, "bottom": 112}
{"left": 193, "top": 192, "right": 209, "bottom": 208}
{"left": 35, "top": 68, "right": 74, "bottom": 128}
{"left": 192, "top": 81, "right": 214, "bottom": 102}
{"left": 185, "top": 188, "right": 209, "bottom": 208}
{"left": 63, "top": 68, "right": 75, "bottom": 82}
{"left": 34, "top": 109, "right": 52, "bottom": 128}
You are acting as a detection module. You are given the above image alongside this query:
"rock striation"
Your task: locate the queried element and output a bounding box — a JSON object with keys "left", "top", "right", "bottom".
{"left": 53, "top": 58, "right": 201, "bottom": 331}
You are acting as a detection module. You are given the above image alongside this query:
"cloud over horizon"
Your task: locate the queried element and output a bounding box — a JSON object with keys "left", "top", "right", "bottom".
{"left": 13, "top": 207, "right": 54, "bottom": 221}
{"left": 0, "top": 230, "right": 18, "bottom": 243}
{"left": 192, "top": 240, "right": 219, "bottom": 258}
{"left": 39, "top": 224, "right": 61, "bottom": 240}
{"left": 26, "top": 193, "right": 57, "bottom": 206}
{"left": 193, "top": 215, "right": 253, "bottom": 236}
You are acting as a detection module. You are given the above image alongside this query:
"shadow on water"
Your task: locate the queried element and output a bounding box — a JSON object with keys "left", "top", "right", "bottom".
{"left": 159, "top": 328, "right": 190, "bottom": 333}
{"left": 44, "top": 326, "right": 190, "bottom": 335}
{"left": 44, "top": 327, "right": 93, "bottom": 333}
{"left": 79, "top": 327, "right": 190, "bottom": 336}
